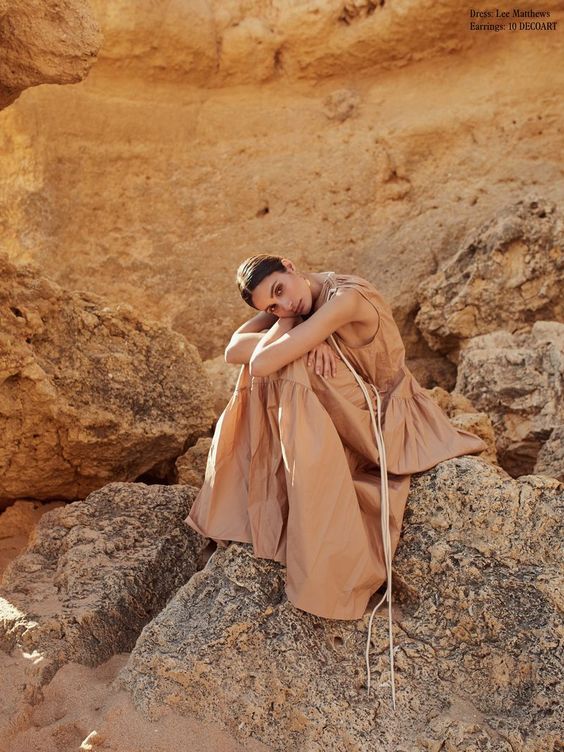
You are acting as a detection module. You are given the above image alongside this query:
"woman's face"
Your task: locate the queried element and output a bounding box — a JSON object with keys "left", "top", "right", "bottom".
{"left": 250, "top": 262, "right": 311, "bottom": 318}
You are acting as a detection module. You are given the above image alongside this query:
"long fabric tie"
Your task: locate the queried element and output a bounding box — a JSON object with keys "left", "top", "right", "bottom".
{"left": 325, "top": 287, "right": 396, "bottom": 710}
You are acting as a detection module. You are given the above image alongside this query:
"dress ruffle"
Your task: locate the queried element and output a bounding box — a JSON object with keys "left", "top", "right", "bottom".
{"left": 381, "top": 370, "right": 488, "bottom": 475}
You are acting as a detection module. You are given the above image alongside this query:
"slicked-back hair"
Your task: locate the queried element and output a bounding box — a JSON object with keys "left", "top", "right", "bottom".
{"left": 236, "top": 254, "right": 287, "bottom": 309}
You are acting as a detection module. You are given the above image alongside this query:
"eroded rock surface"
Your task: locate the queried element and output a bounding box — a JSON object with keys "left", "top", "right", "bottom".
{"left": 456, "top": 321, "right": 563, "bottom": 478}
{"left": 416, "top": 198, "right": 563, "bottom": 360}
{"left": 176, "top": 437, "right": 212, "bottom": 487}
{"left": 0, "top": 499, "right": 64, "bottom": 577}
{"left": 88, "top": 0, "right": 502, "bottom": 86}
{"left": 117, "top": 459, "right": 562, "bottom": 752}
{"left": 534, "top": 425, "right": 563, "bottom": 482}
{"left": 0, "top": 483, "right": 206, "bottom": 697}
{"left": 2, "top": 16, "right": 562, "bottom": 362}
{"left": 0, "top": 0, "right": 101, "bottom": 109}
{"left": 0, "top": 255, "right": 215, "bottom": 501}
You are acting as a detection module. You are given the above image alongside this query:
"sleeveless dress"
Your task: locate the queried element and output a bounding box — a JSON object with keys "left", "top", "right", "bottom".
{"left": 184, "top": 272, "right": 487, "bottom": 621}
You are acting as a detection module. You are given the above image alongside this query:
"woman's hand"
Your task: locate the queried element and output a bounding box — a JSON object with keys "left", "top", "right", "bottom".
{"left": 307, "top": 341, "right": 338, "bottom": 377}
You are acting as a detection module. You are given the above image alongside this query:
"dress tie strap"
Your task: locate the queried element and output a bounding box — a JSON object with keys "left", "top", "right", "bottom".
{"left": 326, "top": 285, "right": 396, "bottom": 710}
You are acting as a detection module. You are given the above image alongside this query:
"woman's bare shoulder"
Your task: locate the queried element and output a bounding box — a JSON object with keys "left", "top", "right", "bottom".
{"left": 332, "top": 285, "right": 380, "bottom": 325}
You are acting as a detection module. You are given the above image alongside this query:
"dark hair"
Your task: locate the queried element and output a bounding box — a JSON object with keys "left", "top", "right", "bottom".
{"left": 236, "top": 254, "right": 287, "bottom": 309}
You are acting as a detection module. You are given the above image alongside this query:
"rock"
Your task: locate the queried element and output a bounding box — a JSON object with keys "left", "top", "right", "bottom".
{"left": 405, "top": 356, "right": 457, "bottom": 391}
{"left": 416, "top": 198, "right": 563, "bottom": 360}
{"left": 456, "top": 321, "right": 563, "bottom": 478}
{"left": 0, "top": 499, "right": 64, "bottom": 577}
{"left": 0, "top": 0, "right": 101, "bottom": 109}
{"left": 534, "top": 425, "right": 563, "bottom": 482}
{"left": 202, "top": 356, "right": 241, "bottom": 417}
{"left": 323, "top": 88, "right": 361, "bottom": 122}
{"left": 175, "top": 437, "right": 212, "bottom": 487}
{"left": 0, "top": 482, "right": 207, "bottom": 696}
{"left": 117, "top": 458, "right": 562, "bottom": 751}
{"left": 0, "top": 255, "right": 216, "bottom": 502}
{"left": 86, "top": 0, "right": 494, "bottom": 85}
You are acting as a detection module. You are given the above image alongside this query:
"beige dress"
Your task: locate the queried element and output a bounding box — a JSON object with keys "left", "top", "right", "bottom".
{"left": 185, "top": 272, "right": 487, "bottom": 621}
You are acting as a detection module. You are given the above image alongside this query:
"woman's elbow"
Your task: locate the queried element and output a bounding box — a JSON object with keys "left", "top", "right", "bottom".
{"left": 224, "top": 343, "right": 238, "bottom": 364}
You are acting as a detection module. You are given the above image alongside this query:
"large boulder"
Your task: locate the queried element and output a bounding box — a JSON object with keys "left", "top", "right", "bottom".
{"left": 0, "top": 0, "right": 101, "bottom": 109}
{"left": 175, "top": 437, "right": 212, "bottom": 487}
{"left": 117, "top": 458, "right": 562, "bottom": 752}
{"left": 416, "top": 198, "right": 563, "bottom": 360}
{"left": 0, "top": 483, "right": 207, "bottom": 698}
{"left": 0, "top": 255, "right": 215, "bottom": 502}
{"left": 456, "top": 322, "right": 563, "bottom": 478}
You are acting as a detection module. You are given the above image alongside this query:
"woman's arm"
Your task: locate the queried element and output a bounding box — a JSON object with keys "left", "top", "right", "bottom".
{"left": 224, "top": 333, "right": 266, "bottom": 364}
{"left": 232, "top": 310, "right": 278, "bottom": 334}
{"left": 224, "top": 310, "right": 280, "bottom": 364}
{"left": 249, "top": 290, "right": 361, "bottom": 377}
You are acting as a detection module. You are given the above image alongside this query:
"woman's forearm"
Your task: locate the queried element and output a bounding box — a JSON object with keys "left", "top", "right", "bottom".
{"left": 249, "top": 316, "right": 301, "bottom": 368}
{"left": 235, "top": 310, "right": 278, "bottom": 334}
{"left": 224, "top": 311, "right": 277, "bottom": 364}
{"left": 224, "top": 332, "right": 267, "bottom": 364}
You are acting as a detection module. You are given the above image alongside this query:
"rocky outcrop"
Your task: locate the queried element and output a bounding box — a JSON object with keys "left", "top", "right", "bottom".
{"left": 0, "top": 499, "right": 64, "bottom": 577}
{"left": 534, "top": 426, "right": 563, "bottom": 482}
{"left": 456, "top": 322, "right": 563, "bottom": 478}
{"left": 416, "top": 198, "right": 563, "bottom": 360}
{"left": 175, "top": 437, "right": 212, "bottom": 486}
{"left": 0, "top": 483, "right": 207, "bottom": 696}
{"left": 0, "top": 0, "right": 101, "bottom": 109}
{"left": 117, "top": 458, "right": 562, "bottom": 751}
{"left": 0, "top": 255, "right": 215, "bottom": 502}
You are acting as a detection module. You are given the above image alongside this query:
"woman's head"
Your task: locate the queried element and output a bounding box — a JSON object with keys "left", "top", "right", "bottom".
{"left": 236, "top": 254, "right": 312, "bottom": 317}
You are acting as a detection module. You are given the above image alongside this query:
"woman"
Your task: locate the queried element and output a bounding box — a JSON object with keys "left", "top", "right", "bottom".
{"left": 184, "top": 254, "right": 487, "bottom": 706}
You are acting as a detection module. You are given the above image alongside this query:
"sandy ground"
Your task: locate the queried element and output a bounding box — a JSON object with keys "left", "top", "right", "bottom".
{"left": 0, "top": 650, "right": 271, "bottom": 752}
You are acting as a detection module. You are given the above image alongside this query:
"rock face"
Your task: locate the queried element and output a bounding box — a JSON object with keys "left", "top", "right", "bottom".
{"left": 416, "top": 198, "right": 564, "bottom": 360}
{"left": 117, "top": 459, "right": 562, "bottom": 752}
{"left": 0, "top": 255, "right": 215, "bottom": 502}
{"left": 87, "top": 0, "right": 505, "bottom": 86}
{"left": 175, "top": 437, "right": 212, "bottom": 487}
{"left": 456, "top": 322, "right": 563, "bottom": 478}
{"left": 0, "top": 499, "right": 64, "bottom": 577}
{"left": 534, "top": 426, "right": 564, "bottom": 482}
{"left": 0, "top": 0, "right": 101, "bottom": 109}
{"left": 1, "top": 9, "right": 562, "bottom": 362}
{"left": 0, "top": 483, "right": 207, "bottom": 695}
